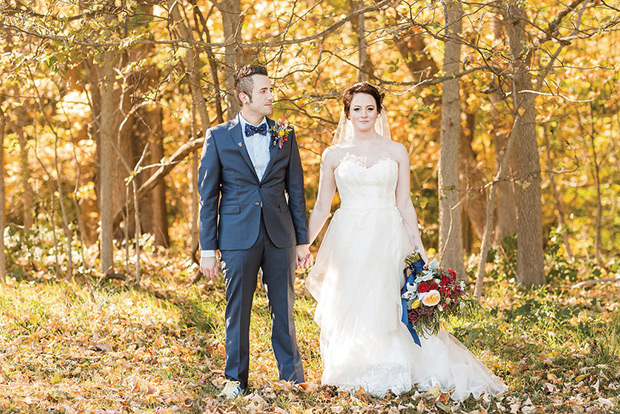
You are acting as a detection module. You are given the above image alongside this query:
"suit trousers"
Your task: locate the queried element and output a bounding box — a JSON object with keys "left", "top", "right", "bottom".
{"left": 220, "top": 216, "right": 304, "bottom": 389}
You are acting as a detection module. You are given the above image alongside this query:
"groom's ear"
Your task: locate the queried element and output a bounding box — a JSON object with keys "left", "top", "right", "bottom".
{"left": 238, "top": 92, "right": 250, "bottom": 105}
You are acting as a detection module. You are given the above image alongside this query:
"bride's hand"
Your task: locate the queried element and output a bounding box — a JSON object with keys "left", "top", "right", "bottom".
{"left": 296, "top": 244, "right": 313, "bottom": 269}
{"left": 409, "top": 235, "right": 428, "bottom": 264}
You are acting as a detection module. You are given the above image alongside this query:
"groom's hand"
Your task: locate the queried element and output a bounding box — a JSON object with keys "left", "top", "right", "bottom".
{"left": 200, "top": 256, "right": 218, "bottom": 280}
{"left": 295, "top": 244, "right": 313, "bottom": 269}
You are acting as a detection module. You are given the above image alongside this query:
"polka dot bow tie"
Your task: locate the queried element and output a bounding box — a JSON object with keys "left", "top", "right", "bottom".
{"left": 245, "top": 123, "right": 267, "bottom": 136}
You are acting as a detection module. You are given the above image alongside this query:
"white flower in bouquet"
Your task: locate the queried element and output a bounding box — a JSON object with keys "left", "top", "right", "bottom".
{"left": 416, "top": 273, "right": 434, "bottom": 282}
{"left": 402, "top": 283, "right": 419, "bottom": 302}
{"left": 417, "top": 259, "right": 440, "bottom": 282}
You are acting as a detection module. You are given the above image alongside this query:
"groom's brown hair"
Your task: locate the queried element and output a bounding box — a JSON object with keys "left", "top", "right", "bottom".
{"left": 234, "top": 64, "right": 269, "bottom": 105}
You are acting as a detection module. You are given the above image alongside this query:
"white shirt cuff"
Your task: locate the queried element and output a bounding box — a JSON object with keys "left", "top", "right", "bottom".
{"left": 201, "top": 250, "right": 216, "bottom": 258}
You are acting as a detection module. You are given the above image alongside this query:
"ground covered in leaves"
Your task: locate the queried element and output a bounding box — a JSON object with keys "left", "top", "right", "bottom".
{"left": 1, "top": 250, "right": 619, "bottom": 413}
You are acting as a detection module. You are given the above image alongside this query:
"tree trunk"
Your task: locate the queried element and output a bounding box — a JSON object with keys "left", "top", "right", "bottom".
{"left": 474, "top": 113, "right": 520, "bottom": 298}
{"left": 167, "top": 0, "right": 216, "bottom": 257}
{"left": 168, "top": 0, "right": 211, "bottom": 132}
{"left": 113, "top": 64, "right": 137, "bottom": 243}
{"left": 214, "top": 0, "right": 243, "bottom": 118}
{"left": 129, "top": 33, "right": 170, "bottom": 248}
{"left": 503, "top": 4, "right": 545, "bottom": 287}
{"left": 190, "top": 102, "right": 199, "bottom": 253}
{"left": 99, "top": 51, "right": 116, "bottom": 275}
{"left": 0, "top": 107, "right": 6, "bottom": 282}
{"left": 395, "top": 31, "right": 439, "bottom": 83}
{"left": 88, "top": 47, "right": 135, "bottom": 274}
{"left": 88, "top": 11, "right": 171, "bottom": 252}
{"left": 588, "top": 103, "right": 603, "bottom": 262}
{"left": 543, "top": 124, "right": 573, "bottom": 259}
{"left": 394, "top": 30, "right": 442, "bottom": 152}
{"left": 52, "top": 121, "right": 74, "bottom": 281}
{"left": 88, "top": 51, "right": 133, "bottom": 258}
{"left": 493, "top": 128, "right": 518, "bottom": 243}
{"left": 460, "top": 111, "right": 487, "bottom": 243}
{"left": 14, "top": 104, "right": 35, "bottom": 232}
{"left": 350, "top": 0, "right": 373, "bottom": 81}
{"left": 438, "top": 0, "right": 465, "bottom": 277}
{"left": 134, "top": 105, "right": 169, "bottom": 247}
{"left": 489, "top": 13, "right": 517, "bottom": 245}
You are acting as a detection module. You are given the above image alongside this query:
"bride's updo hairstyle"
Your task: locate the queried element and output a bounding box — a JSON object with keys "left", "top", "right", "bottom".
{"left": 342, "top": 82, "right": 384, "bottom": 118}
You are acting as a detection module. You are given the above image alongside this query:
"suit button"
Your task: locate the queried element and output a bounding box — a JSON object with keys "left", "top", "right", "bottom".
{"left": 255, "top": 201, "right": 260, "bottom": 206}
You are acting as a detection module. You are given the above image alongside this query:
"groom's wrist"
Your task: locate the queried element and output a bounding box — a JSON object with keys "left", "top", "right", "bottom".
{"left": 201, "top": 250, "right": 216, "bottom": 258}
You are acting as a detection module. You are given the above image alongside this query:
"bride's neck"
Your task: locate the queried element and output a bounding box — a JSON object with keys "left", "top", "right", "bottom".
{"left": 351, "top": 129, "right": 378, "bottom": 143}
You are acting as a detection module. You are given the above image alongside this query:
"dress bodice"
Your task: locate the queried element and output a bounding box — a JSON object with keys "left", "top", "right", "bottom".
{"left": 335, "top": 154, "right": 398, "bottom": 209}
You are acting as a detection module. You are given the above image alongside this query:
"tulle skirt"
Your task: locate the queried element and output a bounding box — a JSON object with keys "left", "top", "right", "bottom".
{"left": 306, "top": 207, "right": 508, "bottom": 400}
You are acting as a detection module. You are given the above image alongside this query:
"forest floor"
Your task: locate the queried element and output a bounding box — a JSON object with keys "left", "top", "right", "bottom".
{"left": 1, "top": 249, "right": 619, "bottom": 413}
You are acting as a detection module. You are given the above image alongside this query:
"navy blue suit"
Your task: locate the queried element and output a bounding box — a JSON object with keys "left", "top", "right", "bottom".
{"left": 198, "top": 115, "right": 308, "bottom": 388}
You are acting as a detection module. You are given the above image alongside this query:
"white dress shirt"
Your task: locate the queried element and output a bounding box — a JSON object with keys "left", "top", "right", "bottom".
{"left": 201, "top": 113, "right": 270, "bottom": 258}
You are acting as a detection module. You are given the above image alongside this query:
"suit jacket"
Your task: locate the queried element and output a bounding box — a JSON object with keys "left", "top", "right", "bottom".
{"left": 198, "top": 116, "right": 309, "bottom": 251}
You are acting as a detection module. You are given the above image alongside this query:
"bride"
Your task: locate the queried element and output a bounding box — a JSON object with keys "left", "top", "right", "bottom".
{"left": 305, "top": 82, "right": 508, "bottom": 400}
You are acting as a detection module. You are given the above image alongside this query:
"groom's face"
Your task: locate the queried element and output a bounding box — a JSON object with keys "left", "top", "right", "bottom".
{"left": 244, "top": 75, "right": 273, "bottom": 117}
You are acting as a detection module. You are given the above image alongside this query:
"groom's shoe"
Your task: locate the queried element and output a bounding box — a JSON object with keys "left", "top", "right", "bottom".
{"left": 218, "top": 380, "right": 243, "bottom": 400}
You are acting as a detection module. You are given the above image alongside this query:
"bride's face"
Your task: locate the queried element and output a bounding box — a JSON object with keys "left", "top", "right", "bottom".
{"left": 348, "top": 93, "right": 378, "bottom": 133}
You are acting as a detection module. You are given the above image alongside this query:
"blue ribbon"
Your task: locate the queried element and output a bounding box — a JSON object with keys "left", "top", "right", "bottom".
{"left": 400, "top": 257, "right": 426, "bottom": 347}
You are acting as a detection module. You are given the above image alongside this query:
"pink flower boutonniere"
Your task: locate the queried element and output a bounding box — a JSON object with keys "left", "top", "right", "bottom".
{"left": 269, "top": 115, "right": 292, "bottom": 149}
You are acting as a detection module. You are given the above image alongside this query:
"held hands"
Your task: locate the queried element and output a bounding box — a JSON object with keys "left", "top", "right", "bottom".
{"left": 296, "top": 244, "right": 313, "bottom": 270}
{"left": 200, "top": 256, "right": 219, "bottom": 280}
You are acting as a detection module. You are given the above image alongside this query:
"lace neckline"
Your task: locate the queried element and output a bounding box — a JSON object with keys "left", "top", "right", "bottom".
{"left": 336, "top": 153, "right": 396, "bottom": 171}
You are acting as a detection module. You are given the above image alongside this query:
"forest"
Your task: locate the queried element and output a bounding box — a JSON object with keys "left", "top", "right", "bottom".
{"left": 0, "top": 0, "right": 619, "bottom": 412}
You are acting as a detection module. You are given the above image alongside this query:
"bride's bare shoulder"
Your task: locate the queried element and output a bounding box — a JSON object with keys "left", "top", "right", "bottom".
{"left": 385, "top": 140, "right": 409, "bottom": 163}
{"left": 384, "top": 139, "right": 406, "bottom": 151}
{"left": 322, "top": 145, "right": 347, "bottom": 169}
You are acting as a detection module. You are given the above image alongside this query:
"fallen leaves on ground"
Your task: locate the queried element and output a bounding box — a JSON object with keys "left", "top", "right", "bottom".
{"left": 1, "top": 255, "right": 619, "bottom": 413}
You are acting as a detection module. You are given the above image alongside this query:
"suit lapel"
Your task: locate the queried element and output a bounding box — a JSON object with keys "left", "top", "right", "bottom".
{"left": 228, "top": 116, "right": 259, "bottom": 182}
{"left": 261, "top": 118, "right": 278, "bottom": 183}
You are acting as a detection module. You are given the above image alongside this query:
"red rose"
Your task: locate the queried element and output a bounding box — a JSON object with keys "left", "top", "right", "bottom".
{"left": 440, "top": 276, "right": 450, "bottom": 287}
{"left": 429, "top": 282, "right": 439, "bottom": 291}
{"left": 448, "top": 269, "right": 457, "bottom": 281}
{"left": 441, "top": 286, "right": 451, "bottom": 297}
{"left": 418, "top": 282, "right": 430, "bottom": 293}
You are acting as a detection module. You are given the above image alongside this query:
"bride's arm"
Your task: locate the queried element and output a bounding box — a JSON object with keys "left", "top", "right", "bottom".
{"left": 394, "top": 145, "right": 429, "bottom": 264}
{"left": 308, "top": 148, "right": 338, "bottom": 245}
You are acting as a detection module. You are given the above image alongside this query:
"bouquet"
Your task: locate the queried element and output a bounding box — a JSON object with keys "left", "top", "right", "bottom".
{"left": 400, "top": 252, "right": 479, "bottom": 345}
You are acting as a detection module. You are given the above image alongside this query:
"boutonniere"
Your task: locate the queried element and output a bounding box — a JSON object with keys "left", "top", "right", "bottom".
{"left": 269, "top": 115, "right": 292, "bottom": 149}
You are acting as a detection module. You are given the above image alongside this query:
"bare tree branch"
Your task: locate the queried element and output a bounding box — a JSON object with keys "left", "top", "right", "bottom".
{"left": 112, "top": 135, "right": 206, "bottom": 230}
{"left": 1, "top": 0, "right": 399, "bottom": 49}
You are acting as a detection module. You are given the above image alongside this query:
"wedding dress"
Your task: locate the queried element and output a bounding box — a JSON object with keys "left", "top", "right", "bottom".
{"left": 305, "top": 154, "right": 508, "bottom": 400}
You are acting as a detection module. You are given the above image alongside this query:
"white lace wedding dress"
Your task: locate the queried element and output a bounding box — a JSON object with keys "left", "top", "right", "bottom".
{"left": 305, "top": 154, "right": 508, "bottom": 400}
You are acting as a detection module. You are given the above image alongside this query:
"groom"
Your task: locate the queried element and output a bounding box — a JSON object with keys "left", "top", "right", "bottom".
{"left": 198, "top": 64, "right": 311, "bottom": 399}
